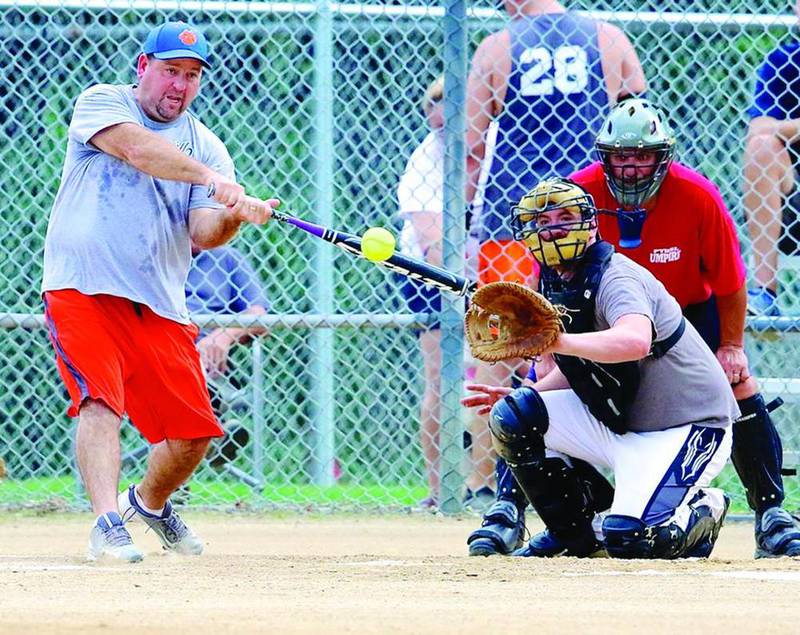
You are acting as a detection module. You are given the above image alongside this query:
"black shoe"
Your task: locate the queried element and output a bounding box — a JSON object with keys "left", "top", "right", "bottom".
{"left": 755, "top": 507, "right": 800, "bottom": 558}
{"left": 467, "top": 500, "right": 525, "bottom": 556}
{"left": 513, "top": 528, "right": 606, "bottom": 558}
{"left": 684, "top": 494, "right": 730, "bottom": 558}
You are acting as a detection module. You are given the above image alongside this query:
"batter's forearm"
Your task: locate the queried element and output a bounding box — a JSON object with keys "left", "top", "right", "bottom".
{"left": 716, "top": 285, "right": 747, "bottom": 348}
{"left": 92, "top": 123, "right": 216, "bottom": 185}
{"left": 189, "top": 208, "right": 243, "bottom": 249}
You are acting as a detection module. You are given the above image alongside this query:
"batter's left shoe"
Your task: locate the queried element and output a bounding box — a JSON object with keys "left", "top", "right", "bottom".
{"left": 87, "top": 512, "right": 144, "bottom": 563}
{"left": 754, "top": 506, "right": 800, "bottom": 558}
{"left": 118, "top": 484, "right": 204, "bottom": 555}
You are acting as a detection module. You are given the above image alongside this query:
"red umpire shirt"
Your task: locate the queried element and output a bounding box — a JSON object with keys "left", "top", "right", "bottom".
{"left": 570, "top": 161, "right": 746, "bottom": 309}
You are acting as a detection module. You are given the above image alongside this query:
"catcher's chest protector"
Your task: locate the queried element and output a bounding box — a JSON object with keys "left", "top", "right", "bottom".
{"left": 540, "top": 241, "right": 639, "bottom": 434}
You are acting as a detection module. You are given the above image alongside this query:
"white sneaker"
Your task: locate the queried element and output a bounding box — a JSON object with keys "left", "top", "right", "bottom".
{"left": 87, "top": 512, "right": 144, "bottom": 563}
{"left": 118, "top": 484, "right": 203, "bottom": 555}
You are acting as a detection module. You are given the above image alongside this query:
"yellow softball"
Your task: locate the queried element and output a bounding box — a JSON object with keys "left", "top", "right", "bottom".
{"left": 361, "top": 227, "right": 396, "bottom": 262}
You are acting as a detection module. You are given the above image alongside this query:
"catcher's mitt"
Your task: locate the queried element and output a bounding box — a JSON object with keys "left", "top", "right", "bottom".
{"left": 465, "top": 281, "right": 563, "bottom": 362}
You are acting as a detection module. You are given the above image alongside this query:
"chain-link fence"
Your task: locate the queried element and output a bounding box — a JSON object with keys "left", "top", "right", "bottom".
{"left": 1, "top": 0, "right": 799, "bottom": 514}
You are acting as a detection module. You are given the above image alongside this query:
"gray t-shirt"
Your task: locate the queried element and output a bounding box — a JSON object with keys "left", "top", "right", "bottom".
{"left": 594, "top": 254, "right": 739, "bottom": 432}
{"left": 42, "top": 84, "right": 235, "bottom": 323}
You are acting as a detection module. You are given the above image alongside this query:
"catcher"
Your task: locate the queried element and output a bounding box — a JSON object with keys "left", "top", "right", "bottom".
{"left": 462, "top": 178, "right": 738, "bottom": 559}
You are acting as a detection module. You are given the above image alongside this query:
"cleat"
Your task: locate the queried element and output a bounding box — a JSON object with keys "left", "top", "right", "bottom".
{"left": 119, "top": 484, "right": 204, "bottom": 555}
{"left": 87, "top": 512, "right": 143, "bottom": 563}
{"left": 747, "top": 288, "right": 781, "bottom": 317}
{"left": 467, "top": 499, "right": 526, "bottom": 556}
{"left": 755, "top": 507, "right": 800, "bottom": 558}
{"left": 513, "top": 528, "right": 606, "bottom": 558}
{"left": 684, "top": 492, "right": 730, "bottom": 558}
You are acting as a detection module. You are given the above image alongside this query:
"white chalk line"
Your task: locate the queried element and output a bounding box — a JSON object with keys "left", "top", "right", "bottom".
{"left": 0, "top": 556, "right": 122, "bottom": 572}
{"left": 562, "top": 569, "right": 800, "bottom": 581}
{"left": 5, "top": 556, "right": 796, "bottom": 580}
{"left": 340, "top": 559, "right": 441, "bottom": 567}
{"left": 340, "top": 560, "right": 800, "bottom": 581}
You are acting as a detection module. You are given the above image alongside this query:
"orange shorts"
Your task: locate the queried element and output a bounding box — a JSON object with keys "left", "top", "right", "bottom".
{"left": 478, "top": 239, "right": 539, "bottom": 285}
{"left": 43, "top": 289, "right": 222, "bottom": 443}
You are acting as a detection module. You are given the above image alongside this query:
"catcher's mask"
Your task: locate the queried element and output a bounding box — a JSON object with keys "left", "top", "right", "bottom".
{"left": 595, "top": 98, "right": 675, "bottom": 209}
{"left": 511, "top": 178, "right": 597, "bottom": 268}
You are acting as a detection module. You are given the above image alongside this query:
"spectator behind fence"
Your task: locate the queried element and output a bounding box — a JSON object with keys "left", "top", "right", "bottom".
{"left": 396, "top": 76, "right": 479, "bottom": 510}
{"left": 462, "top": 0, "right": 646, "bottom": 509}
{"left": 743, "top": 3, "right": 800, "bottom": 316}
{"left": 186, "top": 245, "right": 270, "bottom": 467}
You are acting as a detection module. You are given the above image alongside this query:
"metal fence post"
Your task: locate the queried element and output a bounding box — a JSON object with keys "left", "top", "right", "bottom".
{"left": 439, "top": 0, "right": 468, "bottom": 514}
{"left": 310, "top": 0, "right": 336, "bottom": 487}
{"left": 251, "top": 340, "right": 266, "bottom": 487}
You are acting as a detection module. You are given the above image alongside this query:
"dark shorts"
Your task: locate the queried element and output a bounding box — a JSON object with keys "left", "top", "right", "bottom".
{"left": 398, "top": 276, "right": 442, "bottom": 332}
{"left": 682, "top": 296, "right": 720, "bottom": 352}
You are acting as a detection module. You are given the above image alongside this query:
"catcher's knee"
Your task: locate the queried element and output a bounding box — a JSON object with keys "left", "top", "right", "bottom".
{"left": 602, "top": 515, "right": 686, "bottom": 560}
{"left": 489, "top": 386, "right": 548, "bottom": 466}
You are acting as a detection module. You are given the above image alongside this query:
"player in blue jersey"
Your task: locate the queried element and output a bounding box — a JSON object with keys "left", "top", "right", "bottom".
{"left": 462, "top": 0, "right": 646, "bottom": 505}
{"left": 743, "top": 6, "right": 800, "bottom": 316}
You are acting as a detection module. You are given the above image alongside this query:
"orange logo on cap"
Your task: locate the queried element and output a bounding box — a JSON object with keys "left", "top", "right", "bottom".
{"left": 178, "top": 29, "right": 197, "bottom": 46}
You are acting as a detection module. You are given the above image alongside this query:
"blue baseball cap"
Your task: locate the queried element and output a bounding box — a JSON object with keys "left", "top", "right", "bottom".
{"left": 142, "top": 21, "right": 211, "bottom": 68}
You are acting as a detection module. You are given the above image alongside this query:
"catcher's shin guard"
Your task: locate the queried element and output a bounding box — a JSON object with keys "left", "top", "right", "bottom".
{"left": 513, "top": 459, "right": 614, "bottom": 557}
{"left": 488, "top": 387, "right": 548, "bottom": 466}
{"left": 731, "top": 394, "right": 785, "bottom": 513}
{"left": 571, "top": 458, "right": 615, "bottom": 514}
{"left": 489, "top": 388, "right": 599, "bottom": 556}
{"left": 495, "top": 457, "right": 527, "bottom": 505}
{"left": 467, "top": 459, "right": 528, "bottom": 557}
{"left": 512, "top": 457, "right": 602, "bottom": 557}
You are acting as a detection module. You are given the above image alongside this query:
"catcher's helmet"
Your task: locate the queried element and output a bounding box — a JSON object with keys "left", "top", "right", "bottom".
{"left": 595, "top": 98, "right": 676, "bottom": 208}
{"left": 511, "top": 178, "right": 597, "bottom": 267}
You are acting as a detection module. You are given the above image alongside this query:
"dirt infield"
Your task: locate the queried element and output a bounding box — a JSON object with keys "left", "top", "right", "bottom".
{"left": 1, "top": 513, "right": 799, "bottom": 634}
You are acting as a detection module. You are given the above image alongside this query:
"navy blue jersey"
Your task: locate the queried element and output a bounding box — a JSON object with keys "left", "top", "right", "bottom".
{"left": 749, "top": 42, "right": 800, "bottom": 120}
{"left": 480, "top": 13, "right": 608, "bottom": 242}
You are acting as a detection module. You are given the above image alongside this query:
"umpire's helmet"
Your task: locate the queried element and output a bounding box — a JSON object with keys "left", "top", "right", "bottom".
{"left": 511, "top": 178, "right": 597, "bottom": 268}
{"left": 595, "top": 98, "right": 676, "bottom": 208}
